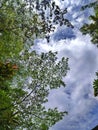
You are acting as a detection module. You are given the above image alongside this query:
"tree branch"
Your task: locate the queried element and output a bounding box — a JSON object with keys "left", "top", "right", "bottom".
{"left": 16, "top": 85, "right": 40, "bottom": 105}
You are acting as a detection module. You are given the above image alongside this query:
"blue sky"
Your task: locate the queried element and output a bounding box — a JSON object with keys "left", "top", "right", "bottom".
{"left": 34, "top": 0, "right": 98, "bottom": 130}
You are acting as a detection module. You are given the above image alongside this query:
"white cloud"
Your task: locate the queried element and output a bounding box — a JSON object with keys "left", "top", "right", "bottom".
{"left": 33, "top": 0, "right": 98, "bottom": 129}
{"left": 34, "top": 30, "right": 98, "bottom": 130}
{"left": 50, "top": 35, "right": 98, "bottom": 130}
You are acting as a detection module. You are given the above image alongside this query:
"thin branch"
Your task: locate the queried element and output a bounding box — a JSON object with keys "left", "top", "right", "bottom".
{"left": 0, "top": 85, "right": 40, "bottom": 112}
{"left": 16, "top": 85, "right": 40, "bottom": 105}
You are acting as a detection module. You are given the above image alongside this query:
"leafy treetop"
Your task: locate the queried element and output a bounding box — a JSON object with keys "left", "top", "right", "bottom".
{"left": 0, "top": 0, "right": 70, "bottom": 129}
{"left": 80, "top": 1, "right": 98, "bottom": 46}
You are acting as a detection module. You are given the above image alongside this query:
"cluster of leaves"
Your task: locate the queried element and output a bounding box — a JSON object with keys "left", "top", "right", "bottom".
{"left": 10, "top": 50, "right": 69, "bottom": 130}
{"left": 0, "top": 0, "right": 73, "bottom": 62}
{"left": 80, "top": 1, "right": 98, "bottom": 46}
{"left": 0, "top": 62, "right": 20, "bottom": 129}
{"left": 24, "top": 0, "right": 73, "bottom": 42}
{"left": 0, "top": 62, "right": 18, "bottom": 81}
{"left": 93, "top": 72, "right": 98, "bottom": 96}
{"left": 0, "top": 0, "right": 70, "bottom": 129}
{"left": 0, "top": 0, "right": 24, "bottom": 60}
{"left": 0, "top": 50, "right": 69, "bottom": 130}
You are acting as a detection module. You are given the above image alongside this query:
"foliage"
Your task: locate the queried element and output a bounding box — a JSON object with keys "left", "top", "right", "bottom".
{"left": 0, "top": 0, "right": 70, "bottom": 129}
{"left": 80, "top": 1, "right": 98, "bottom": 46}
{"left": 0, "top": 0, "right": 73, "bottom": 61}
{"left": 93, "top": 72, "right": 98, "bottom": 96}
{"left": 0, "top": 50, "right": 69, "bottom": 130}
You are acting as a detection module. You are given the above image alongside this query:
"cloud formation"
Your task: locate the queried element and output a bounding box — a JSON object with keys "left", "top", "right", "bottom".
{"left": 33, "top": 0, "right": 98, "bottom": 129}
{"left": 35, "top": 29, "right": 98, "bottom": 130}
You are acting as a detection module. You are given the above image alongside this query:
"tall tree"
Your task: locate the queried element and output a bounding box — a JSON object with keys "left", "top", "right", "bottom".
{"left": 0, "top": 0, "right": 71, "bottom": 129}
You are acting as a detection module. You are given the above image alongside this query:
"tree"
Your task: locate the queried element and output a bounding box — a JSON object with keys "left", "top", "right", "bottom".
{"left": 80, "top": 1, "right": 98, "bottom": 96}
{"left": 0, "top": 0, "right": 71, "bottom": 129}
{"left": 0, "top": 51, "right": 69, "bottom": 130}
{"left": 0, "top": 0, "right": 73, "bottom": 62}
{"left": 92, "top": 125, "right": 98, "bottom": 130}
{"left": 80, "top": 1, "right": 98, "bottom": 47}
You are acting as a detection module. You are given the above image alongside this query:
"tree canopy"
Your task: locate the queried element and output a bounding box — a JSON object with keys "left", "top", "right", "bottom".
{"left": 0, "top": 0, "right": 71, "bottom": 129}
{"left": 80, "top": 1, "right": 98, "bottom": 46}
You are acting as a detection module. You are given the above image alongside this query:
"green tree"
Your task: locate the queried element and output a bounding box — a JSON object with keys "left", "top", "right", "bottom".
{"left": 80, "top": 1, "right": 98, "bottom": 46}
{"left": 0, "top": 0, "right": 71, "bottom": 129}
{"left": 0, "top": 0, "right": 73, "bottom": 62}
{"left": 0, "top": 51, "right": 69, "bottom": 130}
{"left": 80, "top": 1, "right": 98, "bottom": 96}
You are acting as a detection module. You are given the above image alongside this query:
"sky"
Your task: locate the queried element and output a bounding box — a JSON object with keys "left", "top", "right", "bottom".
{"left": 34, "top": 0, "right": 98, "bottom": 130}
